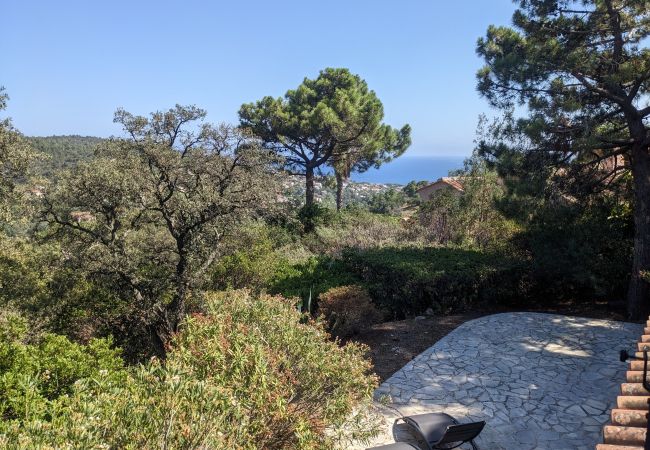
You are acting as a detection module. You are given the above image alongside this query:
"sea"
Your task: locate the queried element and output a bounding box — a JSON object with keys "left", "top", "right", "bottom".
{"left": 349, "top": 155, "right": 467, "bottom": 185}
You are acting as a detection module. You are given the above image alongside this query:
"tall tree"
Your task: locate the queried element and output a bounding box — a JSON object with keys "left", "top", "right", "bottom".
{"left": 239, "top": 68, "right": 411, "bottom": 219}
{"left": 0, "top": 88, "right": 35, "bottom": 221}
{"left": 42, "top": 105, "right": 277, "bottom": 357}
{"left": 477, "top": 0, "right": 650, "bottom": 319}
{"left": 330, "top": 125, "right": 411, "bottom": 211}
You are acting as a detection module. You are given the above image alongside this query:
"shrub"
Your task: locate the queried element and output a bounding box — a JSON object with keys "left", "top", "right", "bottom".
{"left": 0, "top": 310, "right": 125, "bottom": 424}
{"left": 521, "top": 201, "right": 632, "bottom": 302}
{"left": 0, "top": 291, "right": 379, "bottom": 449}
{"left": 306, "top": 209, "right": 414, "bottom": 256}
{"left": 269, "top": 256, "right": 359, "bottom": 312}
{"left": 211, "top": 222, "right": 313, "bottom": 294}
{"left": 366, "top": 188, "right": 406, "bottom": 215}
{"left": 211, "top": 226, "right": 281, "bottom": 291}
{"left": 318, "top": 285, "right": 382, "bottom": 339}
{"left": 298, "top": 203, "right": 336, "bottom": 232}
{"left": 343, "top": 246, "right": 527, "bottom": 317}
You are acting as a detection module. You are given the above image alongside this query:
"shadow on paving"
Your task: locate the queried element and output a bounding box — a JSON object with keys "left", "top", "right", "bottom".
{"left": 358, "top": 313, "right": 641, "bottom": 450}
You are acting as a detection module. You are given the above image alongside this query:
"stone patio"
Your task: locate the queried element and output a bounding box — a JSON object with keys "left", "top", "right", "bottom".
{"left": 359, "top": 313, "right": 642, "bottom": 450}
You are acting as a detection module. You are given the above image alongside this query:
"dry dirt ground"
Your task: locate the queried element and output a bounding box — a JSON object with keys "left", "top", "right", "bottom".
{"left": 351, "top": 301, "right": 628, "bottom": 382}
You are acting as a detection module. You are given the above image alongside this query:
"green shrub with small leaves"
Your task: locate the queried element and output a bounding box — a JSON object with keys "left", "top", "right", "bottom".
{"left": 0, "top": 291, "right": 379, "bottom": 449}
{"left": 269, "top": 256, "right": 359, "bottom": 312}
{"left": 343, "top": 246, "right": 527, "bottom": 317}
{"left": 0, "top": 310, "right": 125, "bottom": 425}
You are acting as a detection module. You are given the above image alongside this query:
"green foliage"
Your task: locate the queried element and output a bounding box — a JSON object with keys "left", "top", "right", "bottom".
{"left": 367, "top": 188, "right": 406, "bottom": 215}
{"left": 309, "top": 208, "right": 413, "bottom": 255}
{"left": 0, "top": 311, "right": 125, "bottom": 424}
{"left": 402, "top": 180, "right": 428, "bottom": 199}
{"left": 240, "top": 67, "right": 410, "bottom": 212}
{"left": 297, "top": 203, "right": 337, "bottom": 232}
{"left": 42, "top": 105, "right": 279, "bottom": 356}
{"left": 476, "top": 0, "right": 650, "bottom": 317}
{"left": 210, "top": 221, "right": 308, "bottom": 293}
{"left": 28, "top": 135, "right": 103, "bottom": 178}
{"left": 343, "top": 247, "right": 526, "bottom": 317}
{"left": 522, "top": 200, "right": 633, "bottom": 302}
{"left": 418, "top": 157, "right": 519, "bottom": 250}
{"left": 269, "top": 256, "right": 358, "bottom": 312}
{"left": 318, "top": 285, "right": 382, "bottom": 339}
{"left": 0, "top": 291, "right": 379, "bottom": 449}
{"left": 0, "top": 88, "right": 37, "bottom": 222}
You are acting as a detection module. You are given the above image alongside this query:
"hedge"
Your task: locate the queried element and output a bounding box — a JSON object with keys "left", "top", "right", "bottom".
{"left": 342, "top": 247, "right": 527, "bottom": 317}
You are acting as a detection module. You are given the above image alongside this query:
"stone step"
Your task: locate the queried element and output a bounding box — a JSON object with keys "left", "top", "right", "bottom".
{"left": 596, "top": 445, "right": 644, "bottom": 450}
{"left": 622, "top": 383, "right": 650, "bottom": 396}
{"left": 603, "top": 425, "right": 646, "bottom": 445}
{"left": 617, "top": 396, "right": 650, "bottom": 410}
{"left": 627, "top": 371, "right": 650, "bottom": 383}
{"left": 636, "top": 343, "right": 650, "bottom": 352}
{"left": 611, "top": 408, "right": 649, "bottom": 427}
{"left": 629, "top": 361, "right": 649, "bottom": 371}
{"left": 645, "top": 327, "right": 650, "bottom": 335}
{"left": 641, "top": 335, "right": 650, "bottom": 343}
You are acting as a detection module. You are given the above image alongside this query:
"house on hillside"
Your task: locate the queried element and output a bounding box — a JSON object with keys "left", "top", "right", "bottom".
{"left": 416, "top": 177, "right": 465, "bottom": 202}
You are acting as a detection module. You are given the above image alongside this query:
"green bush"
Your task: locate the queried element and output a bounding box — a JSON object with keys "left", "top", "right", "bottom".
{"left": 0, "top": 291, "right": 379, "bottom": 449}
{"left": 269, "top": 256, "right": 359, "bottom": 312}
{"left": 343, "top": 246, "right": 527, "bottom": 317}
{"left": 318, "top": 285, "right": 383, "bottom": 339}
{"left": 211, "top": 221, "right": 314, "bottom": 294}
{"left": 521, "top": 202, "right": 632, "bottom": 302}
{"left": 0, "top": 311, "right": 125, "bottom": 424}
{"left": 305, "top": 209, "right": 414, "bottom": 256}
{"left": 298, "top": 203, "right": 336, "bottom": 232}
{"left": 366, "top": 188, "right": 406, "bottom": 215}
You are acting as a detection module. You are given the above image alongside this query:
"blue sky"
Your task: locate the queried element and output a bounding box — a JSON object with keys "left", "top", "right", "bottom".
{"left": 3, "top": 0, "right": 516, "bottom": 157}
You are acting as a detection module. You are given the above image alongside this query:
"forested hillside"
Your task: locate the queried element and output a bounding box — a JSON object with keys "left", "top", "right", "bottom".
{"left": 28, "top": 135, "right": 103, "bottom": 177}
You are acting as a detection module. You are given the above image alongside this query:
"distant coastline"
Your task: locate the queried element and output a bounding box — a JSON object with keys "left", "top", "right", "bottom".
{"left": 350, "top": 155, "right": 467, "bottom": 185}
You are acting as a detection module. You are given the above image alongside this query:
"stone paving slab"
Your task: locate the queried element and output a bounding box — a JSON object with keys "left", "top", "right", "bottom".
{"left": 358, "top": 313, "right": 641, "bottom": 450}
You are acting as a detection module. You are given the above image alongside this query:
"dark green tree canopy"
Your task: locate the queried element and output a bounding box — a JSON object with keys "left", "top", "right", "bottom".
{"left": 239, "top": 68, "right": 410, "bottom": 214}
{"left": 477, "top": 0, "right": 649, "bottom": 170}
{"left": 476, "top": 0, "right": 650, "bottom": 318}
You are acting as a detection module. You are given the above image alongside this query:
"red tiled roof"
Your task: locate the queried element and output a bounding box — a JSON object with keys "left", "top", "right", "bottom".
{"left": 416, "top": 177, "right": 465, "bottom": 193}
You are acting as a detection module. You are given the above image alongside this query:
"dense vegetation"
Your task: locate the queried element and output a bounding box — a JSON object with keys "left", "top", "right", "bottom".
{"left": 1, "top": 1, "right": 648, "bottom": 445}
{"left": 28, "top": 135, "right": 103, "bottom": 177}
{"left": 476, "top": 0, "right": 650, "bottom": 318}
{"left": 0, "top": 293, "right": 377, "bottom": 448}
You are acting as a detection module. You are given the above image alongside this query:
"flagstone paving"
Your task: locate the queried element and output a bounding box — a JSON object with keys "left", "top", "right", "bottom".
{"left": 359, "top": 313, "right": 641, "bottom": 450}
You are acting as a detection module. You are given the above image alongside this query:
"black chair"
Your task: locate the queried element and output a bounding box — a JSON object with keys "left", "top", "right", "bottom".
{"left": 366, "top": 444, "right": 420, "bottom": 450}
{"left": 399, "top": 412, "right": 485, "bottom": 450}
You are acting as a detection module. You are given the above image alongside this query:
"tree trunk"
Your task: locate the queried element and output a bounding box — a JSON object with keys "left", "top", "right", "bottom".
{"left": 151, "top": 284, "right": 188, "bottom": 359}
{"left": 627, "top": 141, "right": 650, "bottom": 320}
{"left": 152, "top": 248, "right": 191, "bottom": 359}
{"left": 305, "top": 165, "right": 315, "bottom": 209}
{"left": 335, "top": 170, "right": 345, "bottom": 211}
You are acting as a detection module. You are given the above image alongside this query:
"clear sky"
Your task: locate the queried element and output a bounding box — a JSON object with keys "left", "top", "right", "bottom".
{"left": 2, "top": 0, "right": 516, "bottom": 157}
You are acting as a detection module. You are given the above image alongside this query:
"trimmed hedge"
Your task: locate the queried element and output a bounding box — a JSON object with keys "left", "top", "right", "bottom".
{"left": 342, "top": 247, "right": 527, "bottom": 317}
{"left": 269, "top": 256, "right": 358, "bottom": 312}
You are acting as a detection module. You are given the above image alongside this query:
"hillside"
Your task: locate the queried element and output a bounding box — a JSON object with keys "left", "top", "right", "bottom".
{"left": 28, "top": 135, "right": 104, "bottom": 178}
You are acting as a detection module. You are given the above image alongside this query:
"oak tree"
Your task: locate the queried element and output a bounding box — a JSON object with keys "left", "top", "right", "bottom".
{"left": 42, "top": 105, "right": 278, "bottom": 356}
